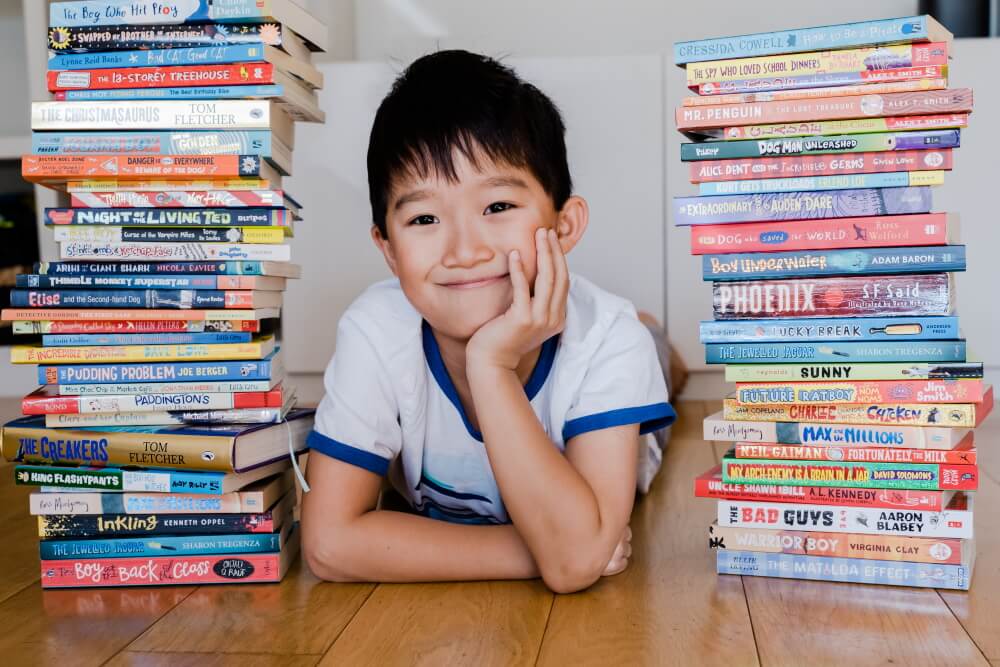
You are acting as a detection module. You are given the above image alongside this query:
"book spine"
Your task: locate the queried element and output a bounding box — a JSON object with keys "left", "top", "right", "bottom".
{"left": 10, "top": 289, "right": 268, "bottom": 310}
{"left": 716, "top": 113, "right": 969, "bottom": 141}
{"left": 59, "top": 241, "right": 292, "bottom": 262}
{"left": 698, "top": 170, "right": 944, "bottom": 195}
{"left": 32, "top": 130, "right": 272, "bottom": 156}
{"left": 716, "top": 499, "right": 973, "bottom": 537}
{"left": 676, "top": 89, "right": 974, "bottom": 131}
{"left": 57, "top": 379, "right": 276, "bottom": 395}
{"left": 732, "top": 443, "right": 975, "bottom": 464}
{"left": 712, "top": 274, "right": 953, "bottom": 319}
{"left": 735, "top": 380, "right": 983, "bottom": 405}
{"left": 30, "top": 101, "right": 271, "bottom": 131}
{"left": 703, "top": 416, "right": 966, "bottom": 449}
{"left": 38, "top": 510, "right": 282, "bottom": 538}
{"left": 690, "top": 150, "right": 952, "bottom": 183}
{"left": 46, "top": 208, "right": 286, "bottom": 227}
{"left": 55, "top": 84, "right": 284, "bottom": 102}
{"left": 703, "top": 246, "right": 966, "bottom": 281}
{"left": 42, "top": 332, "right": 251, "bottom": 346}
{"left": 8, "top": 307, "right": 297, "bottom": 321}
{"left": 673, "top": 16, "right": 937, "bottom": 64}
{"left": 52, "top": 227, "right": 286, "bottom": 244}
{"left": 683, "top": 78, "right": 948, "bottom": 105}
{"left": 15, "top": 340, "right": 271, "bottom": 365}
{"left": 70, "top": 190, "right": 286, "bottom": 208}
{"left": 722, "top": 391, "right": 991, "bottom": 427}
{"left": 715, "top": 550, "right": 971, "bottom": 590}
{"left": 699, "top": 315, "right": 960, "bottom": 342}
{"left": 44, "top": 405, "right": 285, "bottom": 428}
{"left": 707, "top": 340, "right": 967, "bottom": 364}
{"left": 49, "top": 1, "right": 275, "bottom": 27}
{"left": 19, "top": 274, "right": 276, "bottom": 290}
{"left": 686, "top": 43, "right": 947, "bottom": 86}
{"left": 47, "top": 22, "right": 283, "bottom": 52}
{"left": 697, "top": 65, "right": 948, "bottom": 95}
{"left": 35, "top": 260, "right": 275, "bottom": 275}
{"left": 694, "top": 472, "right": 950, "bottom": 510}
{"left": 674, "top": 187, "right": 932, "bottom": 226}
{"left": 48, "top": 63, "right": 275, "bottom": 91}
{"left": 30, "top": 491, "right": 241, "bottom": 515}
{"left": 47, "top": 44, "right": 269, "bottom": 70}
{"left": 15, "top": 320, "right": 260, "bottom": 334}
{"left": 721, "top": 458, "right": 978, "bottom": 491}
{"left": 67, "top": 178, "right": 271, "bottom": 191}
{"left": 681, "top": 130, "right": 961, "bottom": 161}
{"left": 724, "top": 362, "right": 985, "bottom": 382}
{"left": 709, "top": 524, "right": 966, "bottom": 564}
{"left": 38, "top": 358, "right": 275, "bottom": 384}
{"left": 23, "top": 387, "right": 282, "bottom": 415}
{"left": 24, "top": 154, "right": 267, "bottom": 180}
{"left": 16, "top": 465, "right": 227, "bottom": 494}
{"left": 40, "top": 551, "right": 287, "bottom": 588}
{"left": 40, "top": 532, "right": 282, "bottom": 559}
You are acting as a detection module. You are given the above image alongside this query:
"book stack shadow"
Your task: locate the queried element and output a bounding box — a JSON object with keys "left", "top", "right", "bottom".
{"left": 674, "top": 15, "right": 990, "bottom": 590}
{"left": 1, "top": 0, "right": 327, "bottom": 588}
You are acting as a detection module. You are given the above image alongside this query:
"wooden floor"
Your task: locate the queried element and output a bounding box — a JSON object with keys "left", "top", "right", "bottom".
{"left": 0, "top": 398, "right": 998, "bottom": 666}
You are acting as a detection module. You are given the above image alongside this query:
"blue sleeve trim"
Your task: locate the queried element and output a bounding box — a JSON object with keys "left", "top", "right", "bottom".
{"left": 306, "top": 429, "right": 390, "bottom": 476}
{"left": 562, "top": 402, "right": 677, "bottom": 442}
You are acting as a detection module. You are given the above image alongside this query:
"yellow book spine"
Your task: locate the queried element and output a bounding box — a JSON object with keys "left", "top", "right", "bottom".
{"left": 909, "top": 171, "right": 946, "bottom": 186}
{"left": 722, "top": 399, "right": 977, "bottom": 427}
{"left": 10, "top": 339, "right": 271, "bottom": 364}
{"left": 66, "top": 179, "right": 271, "bottom": 192}
{"left": 50, "top": 227, "right": 286, "bottom": 244}
{"left": 681, "top": 78, "right": 948, "bottom": 107}
{"left": 686, "top": 43, "right": 942, "bottom": 85}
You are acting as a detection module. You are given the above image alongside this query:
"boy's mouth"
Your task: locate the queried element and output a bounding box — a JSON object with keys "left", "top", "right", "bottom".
{"left": 439, "top": 273, "right": 509, "bottom": 289}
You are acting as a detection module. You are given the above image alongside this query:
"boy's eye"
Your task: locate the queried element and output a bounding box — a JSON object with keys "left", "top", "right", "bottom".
{"left": 408, "top": 214, "right": 439, "bottom": 226}
{"left": 484, "top": 202, "right": 515, "bottom": 215}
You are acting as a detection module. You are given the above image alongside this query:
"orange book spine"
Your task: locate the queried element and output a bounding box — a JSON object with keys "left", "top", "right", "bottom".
{"left": 22, "top": 155, "right": 264, "bottom": 182}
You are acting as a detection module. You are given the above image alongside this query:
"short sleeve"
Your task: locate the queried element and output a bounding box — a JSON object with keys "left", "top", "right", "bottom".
{"left": 562, "top": 312, "right": 676, "bottom": 442}
{"left": 306, "top": 314, "right": 402, "bottom": 476}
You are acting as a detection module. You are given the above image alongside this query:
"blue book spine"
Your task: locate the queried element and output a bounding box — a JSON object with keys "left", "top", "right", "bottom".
{"left": 57, "top": 85, "right": 283, "bottom": 102}
{"left": 48, "top": 44, "right": 266, "bottom": 70}
{"left": 50, "top": 1, "right": 270, "bottom": 27}
{"left": 35, "top": 261, "right": 270, "bottom": 275}
{"left": 32, "top": 130, "right": 271, "bottom": 155}
{"left": 39, "top": 355, "right": 277, "bottom": 384}
{"left": 19, "top": 274, "right": 222, "bottom": 289}
{"left": 699, "top": 316, "right": 959, "bottom": 343}
{"left": 715, "top": 550, "right": 970, "bottom": 590}
{"left": 12, "top": 289, "right": 238, "bottom": 309}
{"left": 44, "top": 208, "right": 282, "bottom": 226}
{"left": 705, "top": 340, "right": 966, "bottom": 364}
{"left": 674, "top": 16, "right": 935, "bottom": 64}
{"left": 703, "top": 246, "right": 966, "bottom": 281}
{"left": 681, "top": 131, "right": 961, "bottom": 162}
{"left": 43, "top": 332, "right": 252, "bottom": 346}
{"left": 39, "top": 532, "right": 282, "bottom": 560}
{"left": 698, "top": 172, "right": 936, "bottom": 196}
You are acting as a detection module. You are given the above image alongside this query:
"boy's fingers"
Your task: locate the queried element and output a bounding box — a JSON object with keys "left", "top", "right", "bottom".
{"left": 549, "top": 229, "right": 569, "bottom": 323}
{"left": 508, "top": 250, "right": 530, "bottom": 314}
{"left": 532, "top": 227, "right": 554, "bottom": 322}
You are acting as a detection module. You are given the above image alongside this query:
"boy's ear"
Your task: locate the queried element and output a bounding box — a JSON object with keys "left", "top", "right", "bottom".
{"left": 554, "top": 195, "right": 589, "bottom": 254}
{"left": 370, "top": 225, "right": 399, "bottom": 276}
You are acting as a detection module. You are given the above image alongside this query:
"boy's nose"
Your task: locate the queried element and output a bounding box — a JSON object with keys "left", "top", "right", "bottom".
{"left": 441, "top": 223, "right": 493, "bottom": 268}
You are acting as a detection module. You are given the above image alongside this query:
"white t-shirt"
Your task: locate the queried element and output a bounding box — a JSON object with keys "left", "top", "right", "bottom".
{"left": 308, "top": 274, "right": 675, "bottom": 525}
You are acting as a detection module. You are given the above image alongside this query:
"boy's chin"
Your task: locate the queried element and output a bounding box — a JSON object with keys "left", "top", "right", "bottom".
{"left": 430, "top": 306, "right": 507, "bottom": 342}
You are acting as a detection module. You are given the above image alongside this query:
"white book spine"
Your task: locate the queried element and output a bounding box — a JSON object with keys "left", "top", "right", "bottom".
{"left": 59, "top": 241, "right": 291, "bottom": 262}
{"left": 703, "top": 416, "right": 964, "bottom": 450}
{"left": 55, "top": 391, "right": 246, "bottom": 414}
{"left": 31, "top": 101, "right": 271, "bottom": 131}
{"left": 717, "top": 499, "right": 973, "bottom": 539}
{"left": 58, "top": 380, "right": 276, "bottom": 395}
{"left": 45, "top": 406, "right": 284, "bottom": 428}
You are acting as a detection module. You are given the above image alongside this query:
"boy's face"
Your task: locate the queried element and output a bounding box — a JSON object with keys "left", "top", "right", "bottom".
{"left": 375, "top": 149, "right": 586, "bottom": 342}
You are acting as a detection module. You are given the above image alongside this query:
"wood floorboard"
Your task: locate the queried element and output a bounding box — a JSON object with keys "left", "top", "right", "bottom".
{"left": 105, "top": 652, "right": 321, "bottom": 667}
{"left": 535, "top": 401, "right": 760, "bottom": 667}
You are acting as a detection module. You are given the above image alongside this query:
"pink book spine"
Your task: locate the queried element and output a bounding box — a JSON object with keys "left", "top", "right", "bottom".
{"left": 41, "top": 553, "right": 283, "bottom": 588}
{"left": 690, "top": 213, "right": 953, "bottom": 255}
{"left": 690, "top": 150, "right": 953, "bottom": 183}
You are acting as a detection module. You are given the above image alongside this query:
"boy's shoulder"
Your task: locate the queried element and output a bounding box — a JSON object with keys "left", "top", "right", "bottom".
{"left": 563, "top": 274, "right": 644, "bottom": 349}
{"left": 337, "top": 278, "right": 422, "bottom": 361}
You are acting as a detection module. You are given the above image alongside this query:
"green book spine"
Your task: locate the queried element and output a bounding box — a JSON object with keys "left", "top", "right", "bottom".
{"left": 721, "top": 457, "right": 977, "bottom": 491}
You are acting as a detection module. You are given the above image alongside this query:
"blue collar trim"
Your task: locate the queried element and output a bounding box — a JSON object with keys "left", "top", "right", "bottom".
{"left": 421, "top": 320, "right": 559, "bottom": 442}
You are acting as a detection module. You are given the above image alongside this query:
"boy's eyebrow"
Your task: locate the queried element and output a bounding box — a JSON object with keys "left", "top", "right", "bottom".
{"left": 482, "top": 176, "right": 529, "bottom": 189}
{"left": 392, "top": 189, "right": 434, "bottom": 211}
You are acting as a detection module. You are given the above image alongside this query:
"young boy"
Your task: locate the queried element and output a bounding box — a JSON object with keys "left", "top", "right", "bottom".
{"left": 301, "top": 50, "right": 675, "bottom": 594}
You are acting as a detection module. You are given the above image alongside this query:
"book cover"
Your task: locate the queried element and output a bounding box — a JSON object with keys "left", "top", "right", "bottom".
{"left": 703, "top": 246, "right": 966, "bottom": 281}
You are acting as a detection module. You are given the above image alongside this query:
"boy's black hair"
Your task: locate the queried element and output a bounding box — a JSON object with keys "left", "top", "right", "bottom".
{"left": 367, "top": 50, "right": 572, "bottom": 238}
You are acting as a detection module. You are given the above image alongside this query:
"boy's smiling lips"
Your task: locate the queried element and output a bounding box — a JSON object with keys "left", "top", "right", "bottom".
{"left": 438, "top": 273, "right": 510, "bottom": 289}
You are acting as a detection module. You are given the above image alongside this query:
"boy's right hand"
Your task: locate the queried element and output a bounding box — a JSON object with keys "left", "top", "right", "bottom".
{"left": 602, "top": 525, "right": 632, "bottom": 577}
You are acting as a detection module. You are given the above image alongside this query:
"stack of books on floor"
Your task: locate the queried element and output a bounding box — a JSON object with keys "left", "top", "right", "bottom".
{"left": 1, "top": 0, "right": 327, "bottom": 588}
{"left": 674, "top": 16, "right": 990, "bottom": 590}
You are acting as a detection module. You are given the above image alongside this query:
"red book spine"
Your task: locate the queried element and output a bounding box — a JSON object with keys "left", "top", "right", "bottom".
{"left": 732, "top": 443, "right": 976, "bottom": 465}
{"left": 232, "top": 386, "right": 284, "bottom": 409}
{"left": 70, "top": 190, "right": 286, "bottom": 208}
{"left": 40, "top": 552, "right": 284, "bottom": 588}
{"left": 689, "top": 212, "right": 953, "bottom": 255}
{"left": 690, "top": 149, "right": 953, "bottom": 183}
{"left": 22, "top": 155, "right": 261, "bottom": 181}
{"left": 47, "top": 64, "right": 276, "bottom": 91}
{"left": 693, "top": 466, "right": 949, "bottom": 511}
{"left": 676, "top": 89, "right": 974, "bottom": 131}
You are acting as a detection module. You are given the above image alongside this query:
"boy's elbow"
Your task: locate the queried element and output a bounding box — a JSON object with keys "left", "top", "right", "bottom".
{"left": 302, "top": 528, "right": 364, "bottom": 583}
{"left": 539, "top": 549, "right": 607, "bottom": 594}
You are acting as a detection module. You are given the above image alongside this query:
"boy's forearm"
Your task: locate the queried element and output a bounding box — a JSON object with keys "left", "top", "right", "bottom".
{"left": 307, "top": 508, "right": 539, "bottom": 583}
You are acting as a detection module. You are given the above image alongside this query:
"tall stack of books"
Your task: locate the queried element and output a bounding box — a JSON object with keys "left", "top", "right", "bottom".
{"left": 674, "top": 16, "right": 990, "bottom": 590}
{"left": 0, "top": 0, "right": 326, "bottom": 589}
